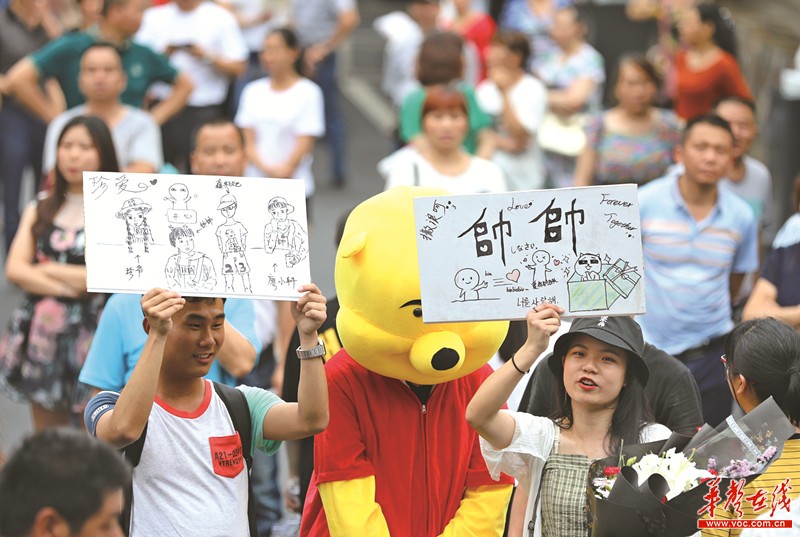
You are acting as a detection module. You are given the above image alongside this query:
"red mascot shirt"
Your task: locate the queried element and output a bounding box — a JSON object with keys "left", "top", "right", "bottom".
{"left": 300, "top": 350, "right": 513, "bottom": 537}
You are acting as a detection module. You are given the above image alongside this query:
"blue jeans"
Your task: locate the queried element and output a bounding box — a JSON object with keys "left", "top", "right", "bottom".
{"left": 312, "top": 52, "right": 346, "bottom": 182}
{"left": 0, "top": 104, "right": 46, "bottom": 251}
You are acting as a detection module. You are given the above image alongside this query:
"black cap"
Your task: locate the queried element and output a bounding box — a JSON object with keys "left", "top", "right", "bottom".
{"left": 547, "top": 316, "right": 649, "bottom": 386}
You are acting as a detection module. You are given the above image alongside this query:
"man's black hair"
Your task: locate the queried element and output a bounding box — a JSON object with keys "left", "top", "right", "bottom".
{"left": 0, "top": 428, "right": 131, "bottom": 537}
{"left": 681, "top": 113, "right": 735, "bottom": 144}
{"left": 189, "top": 120, "right": 246, "bottom": 155}
{"left": 714, "top": 95, "right": 756, "bottom": 114}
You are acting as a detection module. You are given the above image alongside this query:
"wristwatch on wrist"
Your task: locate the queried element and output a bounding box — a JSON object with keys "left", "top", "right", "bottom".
{"left": 296, "top": 339, "right": 325, "bottom": 360}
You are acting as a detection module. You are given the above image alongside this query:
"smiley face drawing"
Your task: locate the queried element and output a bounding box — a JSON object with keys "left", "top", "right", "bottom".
{"left": 454, "top": 268, "right": 489, "bottom": 301}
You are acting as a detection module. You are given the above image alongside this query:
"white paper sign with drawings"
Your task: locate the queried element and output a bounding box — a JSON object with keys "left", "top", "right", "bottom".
{"left": 83, "top": 171, "right": 310, "bottom": 300}
{"left": 414, "top": 184, "right": 645, "bottom": 322}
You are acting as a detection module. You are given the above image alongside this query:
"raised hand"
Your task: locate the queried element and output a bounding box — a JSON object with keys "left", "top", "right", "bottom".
{"left": 140, "top": 288, "right": 185, "bottom": 336}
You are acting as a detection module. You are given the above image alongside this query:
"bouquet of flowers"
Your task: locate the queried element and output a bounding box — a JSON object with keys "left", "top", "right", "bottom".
{"left": 586, "top": 397, "right": 796, "bottom": 537}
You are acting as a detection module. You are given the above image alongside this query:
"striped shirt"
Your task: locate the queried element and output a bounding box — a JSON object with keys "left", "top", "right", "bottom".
{"left": 637, "top": 174, "right": 758, "bottom": 355}
{"left": 701, "top": 435, "right": 800, "bottom": 536}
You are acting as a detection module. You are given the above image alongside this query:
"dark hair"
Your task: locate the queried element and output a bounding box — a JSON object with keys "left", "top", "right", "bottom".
{"left": 724, "top": 318, "right": 800, "bottom": 426}
{"left": 0, "top": 428, "right": 130, "bottom": 537}
{"left": 614, "top": 52, "right": 661, "bottom": 91}
{"left": 417, "top": 31, "right": 464, "bottom": 86}
{"left": 551, "top": 348, "right": 653, "bottom": 455}
{"left": 80, "top": 42, "right": 123, "bottom": 65}
{"left": 421, "top": 84, "right": 468, "bottom": 118}
{"left": 189, "top": 119, "right": 245, "bottom": 155}
{"left": 491, "top": 30, "right": 531, "bottom": 71}
{"left": 34, "top": 115, "right": 119, "bottom": 240}
{"left": 265, "top": 26, "right": 303, "bottom": 75}
{"left": 681, "top": 113, "right": 735, "bottom": 144}
{"left": 169, "top": 225, "right": 194, "bottom": 247}
{"left": 714, "top": 95, "right": 756, "bottom": 115}
{"left": 101, "top": 0, "right": 127, "bottom": 17}
{"left": 184, "top": 296, "right": 227, "bottom": 305}
{"left": 696, "top": 3, "right": 739, "bottom": 58}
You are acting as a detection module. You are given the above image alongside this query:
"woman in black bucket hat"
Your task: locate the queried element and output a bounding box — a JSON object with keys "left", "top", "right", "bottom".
{"left": 466, "top": 304, "right": 670, "bottom": 537}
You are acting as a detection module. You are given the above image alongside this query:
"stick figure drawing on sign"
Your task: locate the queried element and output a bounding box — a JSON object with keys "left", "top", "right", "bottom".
{"left": 454, "top": 268, "right": 488, "bottom": 301}
{"left": 526, "top": 250, "right": 552, "bottom": 286}
{"left": 216, "top": 193, "right": 252, "bottom": 293}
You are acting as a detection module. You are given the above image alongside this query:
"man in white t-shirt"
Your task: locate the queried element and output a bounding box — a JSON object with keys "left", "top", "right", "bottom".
{"left": 84, "top": 286, "right": 329, "bottom": 537}
{"left": 136, "top": 0, "right": 248, "bottom": 171}
{"left": 44, "top": 43, "right": 163, "bottom": 175}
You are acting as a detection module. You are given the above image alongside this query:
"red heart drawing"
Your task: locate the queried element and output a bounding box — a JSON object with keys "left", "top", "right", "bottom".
{"left": 554, "top": 260, "right": 560, "bottom": 266}
{"left": 506, "top": 269, "right": 521, "bottom": 282}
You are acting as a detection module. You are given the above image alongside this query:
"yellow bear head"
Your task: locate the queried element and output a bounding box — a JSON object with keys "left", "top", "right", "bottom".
{"left": 335, "top": 186, "right": 508, "bottom": 385}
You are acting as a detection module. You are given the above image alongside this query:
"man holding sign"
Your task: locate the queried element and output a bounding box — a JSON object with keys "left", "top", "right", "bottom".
{"left": 84, "top": 285, "right": 328, "bottom": 536}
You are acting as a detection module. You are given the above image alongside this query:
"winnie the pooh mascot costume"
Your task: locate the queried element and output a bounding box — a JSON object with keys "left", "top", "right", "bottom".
{"left": 300, "top": 187, "right": 513, "bottom": 536}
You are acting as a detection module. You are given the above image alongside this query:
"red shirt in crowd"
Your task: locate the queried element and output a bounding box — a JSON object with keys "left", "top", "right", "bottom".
{"left": 674, "top": 49, "right": 752, "bottom": 120}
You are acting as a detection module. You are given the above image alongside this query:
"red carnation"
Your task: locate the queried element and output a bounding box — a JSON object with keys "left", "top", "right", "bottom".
{"left": 603, "top": 466, "right": 621, "bottom": 477}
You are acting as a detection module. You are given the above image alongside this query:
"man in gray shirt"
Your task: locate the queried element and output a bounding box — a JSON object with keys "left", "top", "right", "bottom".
{"left": 291, "top": 0, "right": 359, "bottom": 187}
{"left": 43, "top": 43, "right": 163, "bottom": 175}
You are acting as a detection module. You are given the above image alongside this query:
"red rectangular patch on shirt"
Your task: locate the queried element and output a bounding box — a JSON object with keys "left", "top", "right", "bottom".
{"left": 209, "top": 433, "right": 244, "bottom": 478}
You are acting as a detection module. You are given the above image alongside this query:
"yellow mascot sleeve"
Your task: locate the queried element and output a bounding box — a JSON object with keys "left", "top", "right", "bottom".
{"left": 319, "top": 477, "right": 391, "bottom": 537}
{"left": 438, "top": 484, "right": 513, "bottom": 537}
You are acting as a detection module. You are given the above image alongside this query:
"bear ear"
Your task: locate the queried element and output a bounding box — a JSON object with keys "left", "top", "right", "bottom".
{"left": 339, "top": 231, "right": 368, "bottom": 259}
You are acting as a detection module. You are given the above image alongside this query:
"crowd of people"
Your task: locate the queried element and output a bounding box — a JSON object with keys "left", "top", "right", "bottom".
{"left": 0, "top": 0, "right": 799, "bottom": 536}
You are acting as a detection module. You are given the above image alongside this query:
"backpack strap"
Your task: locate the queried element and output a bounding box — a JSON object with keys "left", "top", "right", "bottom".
{"left": 120, "top": 423, "right": 148, "bottom": 536}
{"left": 213, "top": 382, "right": 257, "bottom": 537}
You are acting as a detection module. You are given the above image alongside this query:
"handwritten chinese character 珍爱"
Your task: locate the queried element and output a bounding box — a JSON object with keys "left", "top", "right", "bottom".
{"left": 89, "top": 175, "right": 109, "bottom": 200}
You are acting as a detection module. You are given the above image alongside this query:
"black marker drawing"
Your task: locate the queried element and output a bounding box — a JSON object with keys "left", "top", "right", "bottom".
{"left": 116, "top": 197, "right": 154, "bottom": 254}
{"left": 165, "top": 183, "right": 197, "bottom": 224}
{"left": 164, "top": 226, "right": 216, "bottom": 291}
{"left": 263, "top": 197, "right": 308, "bottom": 268}
{"left": 526, "top": 250, "right": 553, "bottom": 286}
{"left": 453, "top": 268, "right": 489, "bottom": 301}
{"left": 574, "top": 253, "right": 602, "bottom": 281}
{"left": 567, "top": 255, "right": 642, "bottom": 312}
{"left": 216, "top": 194, "right": 252, "bottom": 293}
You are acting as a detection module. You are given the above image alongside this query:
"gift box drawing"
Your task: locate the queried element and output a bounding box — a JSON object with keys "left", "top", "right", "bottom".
{"left": 567, "top": 257, "right": 641, "bottom": 312}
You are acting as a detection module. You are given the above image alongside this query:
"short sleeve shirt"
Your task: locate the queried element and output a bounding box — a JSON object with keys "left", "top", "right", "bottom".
{"left": 536, "top": 42, "right": 605, "bottom": 112}
{"left": 31, "top": 31, "right": 178, "bottom": 108}
{"left": 637, "top": 174, "right": 759, "bottom": 354}
{"left": 584, "top": 109, "right": 682, "bottom": 185}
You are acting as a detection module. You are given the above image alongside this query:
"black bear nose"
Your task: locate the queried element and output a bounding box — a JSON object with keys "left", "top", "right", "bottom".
{"left": 431, "top": 348, "right": 460, "bottom": 371}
